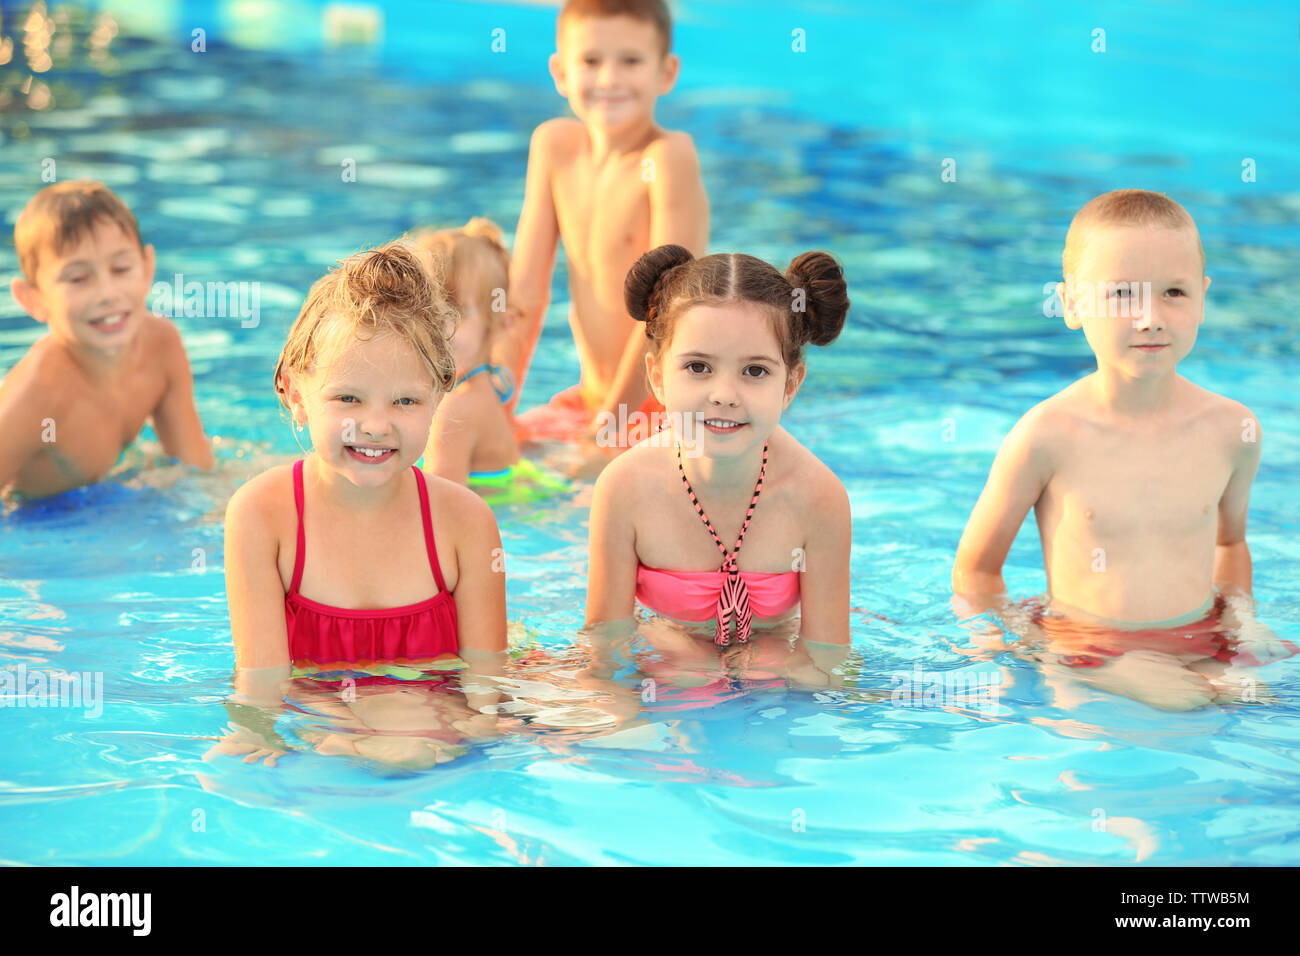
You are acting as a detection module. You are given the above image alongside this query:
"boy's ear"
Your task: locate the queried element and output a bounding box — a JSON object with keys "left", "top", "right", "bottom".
{"left": 548, "top": 53, "right": 568, "bottom": 98}
{"left": 1057, "top": 280, "right": 1081, "bottom": 330}
{"left": 141, "top": 243, "right": 157, "bottom": 295}
{"left": 658, "top": 53, "right": 681, "bottom": 95}
{"left": 10, "top": 276, "right": 48, "bottom": 325}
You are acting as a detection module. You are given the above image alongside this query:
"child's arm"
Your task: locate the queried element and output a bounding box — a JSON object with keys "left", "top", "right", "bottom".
{"left": 150, "top": 318, "right": 215, "bottom": 470}
{"left": 224, "top": 476, "right": 292, "bottom": 670}
{"left": 446, "top": 483, "right": 508, "bottom": 654}
{"left": 953, "top": 410, "right": 1053, "bottom": 607}
{"left": 584, "top": 458, "right": 639, "bottom": 625}
{"left": 500, "top": 120, "right": 563, "bottom": 415}
{"left": 798, "top": 469, "right": 852, "bottom": 645}
{"left": 0, "top": 364, "right": 48, "bottom": 493}
{"left": 422, "top": 391, "right": 475, "bottom": 485}
{"left": 1213, "top": 408, "right": 1262, "bottom": 597}
{"left": 596, "top": 135, "right": 709, "bottom": 425}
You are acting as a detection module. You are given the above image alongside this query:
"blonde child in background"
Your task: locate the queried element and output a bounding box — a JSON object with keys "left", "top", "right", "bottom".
{"left": 586, "top": 244, "right": 852, "bottom": 685}
{"left": 504, "top": 0, "right": 709, "bottom": 448}
{"left": 414, "top": 219, "right": 521, "bottom": 484}
{"left": 412, "top": 220, "right": 570, "bottom": 505}
{"left": 2, "top": 180, "right": 213, "bottom": 498}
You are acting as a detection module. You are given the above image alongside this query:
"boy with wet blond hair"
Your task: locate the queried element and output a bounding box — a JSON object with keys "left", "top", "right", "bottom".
{"left": 2, "top": 180, "right": 213, "bottom": 498}
{"left": 503, "top": 0, "right": 709, "bottom": 445}
{"left": 954, "top": 189, "right": 1261, "bottom": 630}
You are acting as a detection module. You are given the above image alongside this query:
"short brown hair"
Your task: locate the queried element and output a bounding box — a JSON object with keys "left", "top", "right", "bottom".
{"left": 558, "top": 0, "right": 673, "bottom": 57}
{"left": 14, "top": 180, "right": 143, "bottom": 283}
{"left": 624, "top": 245, "right": 850, "bottom": 374}
{"left": 274, "top": 240, "right": 459, "bottom": 409}
{"left": 1064, "top": 189, "right": 1204, "bottom": 278}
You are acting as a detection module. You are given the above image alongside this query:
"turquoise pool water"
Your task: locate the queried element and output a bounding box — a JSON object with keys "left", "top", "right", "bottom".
{"left": 1, "top": 0, "right": 1298, "bottom": 865}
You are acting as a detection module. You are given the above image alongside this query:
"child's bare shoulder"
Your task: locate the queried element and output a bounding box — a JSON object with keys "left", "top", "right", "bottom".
{"left": 139, "top": 314, "right": 189, "bottom": 361}
{"left": 643, "top": 128, "right": 699, "bottom": 163}
{"left": 530, "top": 117, "right": 586, "bottom": 160}
{"left": 769, "top": 428, "right": 847, "bottom": 513}
{"left": 1182, "top": 380, "right": 1261, "bottom": 456}
{"left": 1, "top": 336, "right": 76, "bottom": 416}
{"left": 226, "top": 462, "right": 295, "bottom": 532}
{"left": 597, "top": 438, "right": 665, "bottom": 499}
{"left": 425, "top": 471, "right": 497, "bottom": 538}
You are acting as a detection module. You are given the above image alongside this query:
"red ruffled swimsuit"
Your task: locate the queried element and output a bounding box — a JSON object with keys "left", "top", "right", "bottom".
{"left": 284, "top": 460, "right": 459, "bottom": 667}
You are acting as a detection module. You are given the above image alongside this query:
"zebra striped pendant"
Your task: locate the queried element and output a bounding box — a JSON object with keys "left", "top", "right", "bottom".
{"left": 714, "top": 572, "right": 753, "bottom": 647}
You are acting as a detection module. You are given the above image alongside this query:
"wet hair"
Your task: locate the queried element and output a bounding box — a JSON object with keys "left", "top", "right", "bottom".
{"left": 410, "top": 217, "right": 511, "bottom": 343}
{"left": 624, "top": 244, "right": 849, "bottom": 373}
{"left": 558, "top": 0, "right": 673, "bottom": 57}
{"left": 1064, "top": 189, "right": 1204, "bottom": 278}
{"left": 274, "top": 240, "right": 458, "bottom": 410}
{"left": 14, "top": 180, "right": 144, "bottom": 283}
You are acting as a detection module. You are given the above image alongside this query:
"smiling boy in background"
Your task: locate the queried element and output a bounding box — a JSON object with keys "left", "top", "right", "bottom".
{"left": 503, "top": 0, "right": 709, "bottom": 448}
{"left": 1, "top": 180, "right": 213, "bottom": 498}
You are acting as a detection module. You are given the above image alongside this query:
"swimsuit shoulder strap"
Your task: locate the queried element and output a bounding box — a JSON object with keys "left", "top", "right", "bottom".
{"left": 413, "top": 466, "right": 449, "bottom": 594}
{"left": 677, "top": 440, "right": 769, "bottom": 572}
{"left": 454, "top": 363, "right": 514, "bottom": 404}
{"left": 288, "top": 459, "right": 307, "bottom": 596}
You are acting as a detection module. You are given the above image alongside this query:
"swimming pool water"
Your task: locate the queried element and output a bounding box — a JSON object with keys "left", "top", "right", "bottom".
{"left": 1, "top": 0, "right": 1298, "bottom": 865}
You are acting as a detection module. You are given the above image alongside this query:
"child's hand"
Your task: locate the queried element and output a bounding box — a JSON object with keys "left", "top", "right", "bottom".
{"left": 1083, "top": 650, "right": 1218, "bottom": 712}
{"left": 203, "top": 722, "right": 289, "bottom": 766}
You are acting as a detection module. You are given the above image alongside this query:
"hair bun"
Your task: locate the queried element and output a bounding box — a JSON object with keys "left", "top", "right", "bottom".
{"left": 625, "top": 244, "right": 694, "bottom": 324}
{"left": 785, "top": 251, "right": 849, "bottom": 347}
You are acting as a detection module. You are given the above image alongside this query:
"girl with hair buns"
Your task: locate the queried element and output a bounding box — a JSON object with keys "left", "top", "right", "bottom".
{"left": 586, "top": 244, "right": 852, "bottom": 657}
{"left": 224, "top": 240, "right": 507, "bottom": 678}
{"left": 413, "top": 219, "right": 567, "bottom": 503}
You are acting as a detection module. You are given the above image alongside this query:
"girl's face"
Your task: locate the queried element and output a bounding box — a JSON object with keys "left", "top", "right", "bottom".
{"left": 287, "top": 326, "right": 439, "bottom": 485}
{"left": 648, "top": 301, "right": 804, "bottom": 459}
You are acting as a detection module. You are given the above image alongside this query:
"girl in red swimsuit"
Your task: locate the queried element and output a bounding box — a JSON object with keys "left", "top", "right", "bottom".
{"left": 225, "top": 241, "right": 508, "bottom": 676}
{"left": 585, "top": 244, "right": 854, "bottom": 655}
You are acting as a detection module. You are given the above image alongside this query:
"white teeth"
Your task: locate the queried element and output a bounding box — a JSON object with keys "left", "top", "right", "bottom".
{"left": 705, "top": 419, "right": 740, "bottom": 427}
{"left": 350, "top": 447, "right": 391, "bottom": 457}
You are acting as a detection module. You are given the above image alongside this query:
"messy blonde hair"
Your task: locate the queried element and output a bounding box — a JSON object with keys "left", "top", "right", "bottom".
{"left": 1064, "top": 189, "right": 1204, "bottom": 278}
{"left": 411, "top": 217, "right": 512, "bottom": 344}
{"left": 14, "top": 180, "right": 143, "bottom": 283}
{"left": 274, "top": 240, "right": 458, "bottom": 409}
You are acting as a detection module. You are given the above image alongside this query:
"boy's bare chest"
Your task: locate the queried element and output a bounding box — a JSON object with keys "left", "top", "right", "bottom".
{"left": 553, "top": 156, "right": 650, "bottom": 261}
{"left": 22, "top": 369, "right": 165, "bottom": 489}
{"left": 1042, "top": 426, "right": 1233, "bottom": 539}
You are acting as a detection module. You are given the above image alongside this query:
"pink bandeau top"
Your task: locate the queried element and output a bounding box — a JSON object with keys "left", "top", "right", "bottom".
{"left": 635, "top": 564, "right": 801, "bottom": 622}
{"left": 285, "top": 459, "right": 459, "bottom": 666}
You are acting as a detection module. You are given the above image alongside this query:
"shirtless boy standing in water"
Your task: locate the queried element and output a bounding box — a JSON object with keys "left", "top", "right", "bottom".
{"left": 503, "top": 0, "right": 709, "bottom": 442}
{"left": 953, "top": 190, "right": 1272, "bottom": 707}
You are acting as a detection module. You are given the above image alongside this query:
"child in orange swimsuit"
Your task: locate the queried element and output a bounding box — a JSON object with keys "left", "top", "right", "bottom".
{"left": 224, "top": 241, "right": 507, "bottom": 673}
{"left": 585, "top": 244, "right": 853, "bottom": 648}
